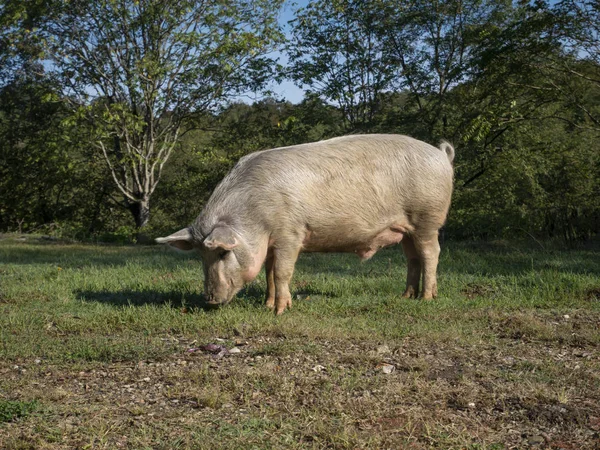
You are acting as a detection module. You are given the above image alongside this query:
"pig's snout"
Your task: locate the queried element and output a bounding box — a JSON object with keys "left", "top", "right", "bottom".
{"left": 202, "top": 293, "right": 226, "bottom": 306}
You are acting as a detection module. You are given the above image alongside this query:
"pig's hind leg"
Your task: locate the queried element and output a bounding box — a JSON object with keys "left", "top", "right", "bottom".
{"left": 412, "top": 231, "right": 440, "bottom": 299}
{"left": 265, "top": 249, "right": 276, "bottom": 310}
{"left": 401, "top": 236, "right": 421, "bottom": 298}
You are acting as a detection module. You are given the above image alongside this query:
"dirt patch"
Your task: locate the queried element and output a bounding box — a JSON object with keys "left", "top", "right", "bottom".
{"left": 585, "top": 287, "right": 600, "bottom": 302}
{"left": 494, "top": 396, "right": 589, "bottom": 427}
{"left": 427, "top": 364, "right": 464, "bottom": 384}
{"left": 462, "top": 283, "right": 495, "bottom": 299}
{"left": 2, "top": 329, "right": 600, "bottom": 448}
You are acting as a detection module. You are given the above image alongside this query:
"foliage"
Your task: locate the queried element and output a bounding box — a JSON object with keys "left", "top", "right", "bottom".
{"left": 0, "top": 0, "right": 599, "bottom": 242}
{"left": 0, "top": 399, "right": 38, "bottom": 423}
{"left": 376, "top": 0, "right": 513, "bottom": 139}
{"left": 1, "top": 0, "right": 284, "bottom": 229}
{"left": 1, "top": 238, "right": 599, "bottom": 446}
{"left": 0, "top": 76, "right": 90, "bottom": 232}
{"left": 287, "top": 0, "right": 392, "bottom": 131}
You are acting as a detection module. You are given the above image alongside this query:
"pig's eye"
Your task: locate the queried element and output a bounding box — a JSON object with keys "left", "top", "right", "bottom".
{"left": 218, "top": 250, "right": 229, "bottom": 260}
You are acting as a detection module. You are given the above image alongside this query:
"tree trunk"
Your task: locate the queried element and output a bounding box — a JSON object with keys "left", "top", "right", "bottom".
{"left": 128, "top": 199, "right": 150, "bottom": 229}
{"left": 128, "top": 199, "right": 152, "bottom": 243}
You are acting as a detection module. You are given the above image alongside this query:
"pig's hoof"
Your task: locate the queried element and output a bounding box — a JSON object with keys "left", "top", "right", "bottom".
{"left": 401, "top": 289, "right": 417, "bottom": 299}
{"left": 265, "top": 297, "right": 275, "bottom": 310}
{"left": 274, "top": 297, "right": 292, "bottom": 315}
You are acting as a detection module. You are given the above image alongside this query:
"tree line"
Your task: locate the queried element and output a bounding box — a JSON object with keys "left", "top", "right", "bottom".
{"left": 0, "top": 0, "right": 598, "bottom": 242}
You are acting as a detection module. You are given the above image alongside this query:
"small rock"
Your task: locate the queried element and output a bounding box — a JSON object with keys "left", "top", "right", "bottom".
{"left": 201, "top": 343, "right": 227, "bottom": 354}
{"left": 228, "top": 347, "right": 241, "bottom": 354}
{"left": 312, "top": 365, "right": 325, "bottom": 372}
{"left": 502, "top": 356, "right": 515, "bottom": 365}
{"left": 142, "top": 377, "right": 151, "bottom": 382}
{"left": 563, "top": 314, "right": 570, "bottom": 320}
{"left": 528, "top": 435, "right": 545, "bottom": 446}
{"left": 376, "top": 344, "right": 391, "bottom": 355}
{"left": 34, "top": 359, "right": 42, "bottom": 364}
{"left": 468, "top": 402, "right": 476, "bottom": 409}
{"left": 380, "top": 364, "right": 395, "bottom": 374}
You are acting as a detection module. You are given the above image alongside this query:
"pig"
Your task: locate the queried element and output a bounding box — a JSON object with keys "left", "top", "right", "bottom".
{"left": 157, "top": 134, "right": 454, "bottom": 315}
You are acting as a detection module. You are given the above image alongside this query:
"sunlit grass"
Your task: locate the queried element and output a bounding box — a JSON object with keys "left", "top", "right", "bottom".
{"left": 0, "top": 235, "right": 598, "bottom": 448}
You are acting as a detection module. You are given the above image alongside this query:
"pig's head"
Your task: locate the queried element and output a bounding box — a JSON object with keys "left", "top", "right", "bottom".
{"left": 156, "top": 226, "right": 258, "bottom": 305}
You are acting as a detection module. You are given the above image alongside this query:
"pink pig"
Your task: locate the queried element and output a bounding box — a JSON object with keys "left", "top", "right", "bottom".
{"left": 157, "top": 134, "right": 454, "bottom": 315}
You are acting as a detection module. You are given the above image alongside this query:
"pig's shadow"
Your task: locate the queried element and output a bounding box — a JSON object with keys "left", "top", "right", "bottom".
{"left": 238, "top": 284, "right": 267, "bottom": 307}
{"left": 76, "top": 283, "right": 334, "bottom": 311}
{"left": 76, "top": 289, "right": 217, "bottom": 311}
{"left": 238, "top": 283, "right": 336, "bottom": 308}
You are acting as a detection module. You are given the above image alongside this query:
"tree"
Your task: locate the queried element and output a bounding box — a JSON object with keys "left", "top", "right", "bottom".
{"left": 0, "top": 74, "right": 110, "bottom": 233}
{"left": 374, "top": 0, "right": 513, "bottom": 139}
{"left": 209, "top": 96, "right": 343, "bottom": 154}
{"left": 550, "top": 0, "right": 600, "bottom": 131}
{"left": 287, "top": 0, "right": 392, "bottom": 131}
{"left": 3, "top": 0, "right": 283, "bottom": 229}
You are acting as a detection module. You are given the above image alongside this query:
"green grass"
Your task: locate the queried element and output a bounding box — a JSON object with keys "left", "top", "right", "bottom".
{"left": 0, "top": 400, "right": 38, "bottom": 424}
{"left": 0, "top": 235, "right": 599, "bottom": 449}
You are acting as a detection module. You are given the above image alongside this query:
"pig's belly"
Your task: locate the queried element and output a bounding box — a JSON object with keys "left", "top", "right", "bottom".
{"left": 301, "top": 225, "right": 406, "bottom": 260}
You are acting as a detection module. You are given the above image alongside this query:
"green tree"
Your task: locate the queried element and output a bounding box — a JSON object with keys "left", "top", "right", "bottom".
{"left": 550, "top": 0, "right": 600, "bottom": 131}
{"left": 2, "top": 0, "right": 283, "bottom": 230}
{"left": 0, "top": 75, "right": 107, "bottom": 233}
{"left": 287, "top": 0, "right": 392, "bottom": 131}
{"left": 210, "top": 96, "right": 343, "bottom": 154}
{"left": 376, "top": 0, "right": 514, "bottom": 139}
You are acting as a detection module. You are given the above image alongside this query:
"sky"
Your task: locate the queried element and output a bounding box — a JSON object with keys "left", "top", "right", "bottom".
{"left": 264, "top": 0, "right": 566, "bottom": 104}
{"left": 259, "top": 0, "right": 310, "bottom": 104}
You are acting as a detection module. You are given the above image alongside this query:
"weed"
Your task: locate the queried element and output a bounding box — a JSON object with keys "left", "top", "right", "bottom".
{"left": 0, "top": 400, "right": 38, "bottom": 423}
{"left": 0, "top": 237, "right": 599, "bottom": 448}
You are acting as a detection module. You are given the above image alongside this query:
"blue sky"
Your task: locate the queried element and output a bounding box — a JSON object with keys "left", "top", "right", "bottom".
{"left": 262, "top": 0, "right": 565, "bottom": 104}
{"left": 262, "top": 0, "right": 310, "bottom": 104}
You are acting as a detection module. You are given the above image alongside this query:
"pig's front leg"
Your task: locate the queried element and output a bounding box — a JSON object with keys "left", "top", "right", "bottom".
{"left": 272, "top": 244, "right": 301, "bottom": 315}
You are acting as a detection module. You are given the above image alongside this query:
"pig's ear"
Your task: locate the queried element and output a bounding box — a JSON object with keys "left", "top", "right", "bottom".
{"left": 155, "top": 227, "right": 195, "bottom": 251}
{"left": 203, "top": 226, "right": 238, "bottom": 251}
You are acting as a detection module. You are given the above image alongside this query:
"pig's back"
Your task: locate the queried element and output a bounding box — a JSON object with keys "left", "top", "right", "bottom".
{"left": 204, "top": 134, "right": 453, "bottom": 242}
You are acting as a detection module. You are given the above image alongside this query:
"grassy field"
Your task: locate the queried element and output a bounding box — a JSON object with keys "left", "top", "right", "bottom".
{"left": 0, "top": 235, "right": 599, "bottom": 449}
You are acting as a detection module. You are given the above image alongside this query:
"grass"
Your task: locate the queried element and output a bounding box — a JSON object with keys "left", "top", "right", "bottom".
{"left": 0, "top": 234, "right": 599, "bottom": 449}
{"left": 0, "top": 400, "right": 38, "bottom": 424}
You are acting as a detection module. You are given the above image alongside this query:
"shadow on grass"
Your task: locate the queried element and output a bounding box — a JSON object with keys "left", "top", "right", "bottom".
{"left": 76, "top": 282, "right": 335, "bottom": 312}
{"left": 238, "top": 284, "right": 267, "bottom": 308}
{"left": 4, "top": 239, "right": 599, "bottom": 279}
{"left": 76, "top": 289, "right": 218, "bottom": 311}
{"left": 0, "top": 242, "right": 198, "bottom": 269}
{"left": 76, "top": 283, "right": 284, "bottom": 311}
